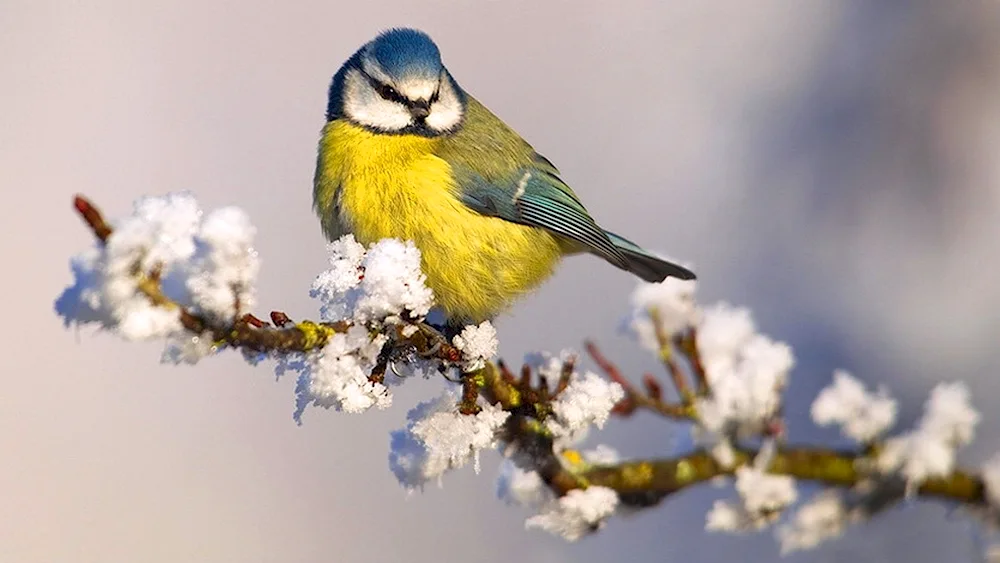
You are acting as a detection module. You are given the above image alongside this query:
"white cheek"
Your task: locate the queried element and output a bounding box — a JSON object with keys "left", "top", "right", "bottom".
{"left": 425, "top": 85, "right": 464, "bottom": 132}
{"left": 346, "top": 96, "right": 412, "bottom": 130}
{"left": 343, "top": 69, "right": 412, "bottom": 131}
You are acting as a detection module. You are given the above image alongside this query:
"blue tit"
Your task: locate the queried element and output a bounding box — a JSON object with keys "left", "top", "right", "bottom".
{"left": 313, "top": 28, "right": 695, "bottom": 325}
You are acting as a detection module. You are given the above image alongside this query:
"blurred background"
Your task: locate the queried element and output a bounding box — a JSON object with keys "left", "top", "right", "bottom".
{"left": 3, "top": 0, "right": 1000, "bottom": 561}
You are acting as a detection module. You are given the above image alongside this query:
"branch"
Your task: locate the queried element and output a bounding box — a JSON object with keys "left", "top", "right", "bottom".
{"left": 70, "top": 195, "right": 457, "bottom": 360}
{"left": 488, "top": 356, "right": 986, "bottom": 510}
{"left": 61, "top": 193, "right": 1000, "bottom": 549}
{"left": 577, "top": 447, "right": 985, "bottom": 508}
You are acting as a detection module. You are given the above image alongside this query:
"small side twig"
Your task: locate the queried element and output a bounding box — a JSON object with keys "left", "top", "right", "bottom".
{"left": 650, "top": 308, "right": 693, "bottom": 403}
{"left": 459, "top": 370, "right": 483, "bottom": 415}
{"left": 553, "top": 356, "right": 575, "bottom": 397}
{"left": 73, "top": 195, "right": 112, "bottom": 242}
{"left": 584, "top": 341, "right": 691, "bottom": 420}
{"left": 677, "top": 329, "right": 710, "bottom": 395}
{"left": 271, "top": 311, "right": 293, "bottom": 327}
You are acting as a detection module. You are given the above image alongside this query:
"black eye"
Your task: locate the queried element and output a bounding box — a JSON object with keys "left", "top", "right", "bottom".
{"left": 377, "top": 83, "right": 399, "bottom": 101}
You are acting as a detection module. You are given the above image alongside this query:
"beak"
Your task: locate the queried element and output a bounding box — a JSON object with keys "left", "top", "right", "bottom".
{"left": 409, "top": 101, "right": 431, "bottom": 121}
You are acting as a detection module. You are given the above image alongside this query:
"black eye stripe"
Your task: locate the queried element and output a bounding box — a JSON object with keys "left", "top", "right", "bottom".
{"left": 357, "top": 67, "right": 441, "bottom": 108}
{"left": 358, "top": 68, "right": 410, "bottom": 104}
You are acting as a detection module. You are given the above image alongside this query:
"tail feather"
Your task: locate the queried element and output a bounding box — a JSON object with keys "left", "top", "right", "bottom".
{"left": 603, "top": 231, "right": 696, "bottom": 283}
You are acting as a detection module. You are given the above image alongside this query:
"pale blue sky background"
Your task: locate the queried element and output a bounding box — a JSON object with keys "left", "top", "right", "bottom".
{"left": 3, "top": 1, "right": 1000, "bottom": 561}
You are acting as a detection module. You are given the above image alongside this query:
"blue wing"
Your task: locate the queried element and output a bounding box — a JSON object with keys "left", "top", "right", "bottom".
{"left": 441, "top": 96, "right": 695, "bottom": 283}
{"left": 455, "top": 166, "right": 631, "bottom": 270}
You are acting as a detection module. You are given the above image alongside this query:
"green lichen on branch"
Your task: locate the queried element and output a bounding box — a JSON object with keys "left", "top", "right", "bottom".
{"left": 572, "top": 446, "right": 987, "bottom": 509}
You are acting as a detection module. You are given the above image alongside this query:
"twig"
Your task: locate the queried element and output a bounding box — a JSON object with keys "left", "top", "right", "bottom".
{"left": 271, "top": 311, "right": 293, "bottom": 327}
{"left": 70, "top": 195, "right": 458, "bottom": 359}
{"left": 459, "top": 370, "right": 482, "bottom": 415}
{"left": 73, "top": 195, "right": 112, "bottom": 242}
{"left": 650, "top": 307, "right": 693, "bottom": 402}
{"left": 678, "top": 329, "right": 710, "bottom": 395}
{"left": 553, "top": 356, "right": 575, "bottom": 397}
{"left": 584, "top": 341, "right": 691, "bottom": 420}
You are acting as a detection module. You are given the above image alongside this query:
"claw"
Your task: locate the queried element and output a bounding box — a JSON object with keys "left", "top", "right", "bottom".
{"left": 419, "top": 340, "right": 443, "bottom": 358}
{"left": 440, "top": 369, "right": 462, "bottom": 383}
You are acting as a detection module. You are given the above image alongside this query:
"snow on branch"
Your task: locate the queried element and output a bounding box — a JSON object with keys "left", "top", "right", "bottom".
{"left": 55, "top": 193, "right": 1000, "bottom": 553}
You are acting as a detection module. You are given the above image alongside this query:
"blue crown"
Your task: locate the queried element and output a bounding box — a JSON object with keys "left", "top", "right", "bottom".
{"left": 366, "top": 28, "right": 442, "bottom": 81}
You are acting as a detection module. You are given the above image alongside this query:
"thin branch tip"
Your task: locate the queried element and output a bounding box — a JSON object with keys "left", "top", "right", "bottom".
{"left": 73, "top": 194, "right": 112, "bottom": 243}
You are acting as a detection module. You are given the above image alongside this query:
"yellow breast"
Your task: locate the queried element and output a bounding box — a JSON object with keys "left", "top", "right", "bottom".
{"left": 314, "top": 120, "right": 563, "bottom": 323}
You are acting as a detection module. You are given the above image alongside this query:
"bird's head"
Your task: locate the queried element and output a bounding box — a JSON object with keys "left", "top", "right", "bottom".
{"left": 328, "top": 28, "right": 466, "bottom": 136}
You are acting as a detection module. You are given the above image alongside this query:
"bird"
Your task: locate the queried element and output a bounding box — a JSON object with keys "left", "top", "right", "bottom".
{"left": 313, "top": 28, "right": 695, "bottom": 329}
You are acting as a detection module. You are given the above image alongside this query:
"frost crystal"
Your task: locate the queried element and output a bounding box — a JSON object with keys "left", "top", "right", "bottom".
{"left": 878, "top": 434, "right": 954, "bottom": 485}
{"left": 497, "top": 460, "right": 552, "bottom": 508}
{"left": 310, "top": 236, "right": 366, "bottom": 321}
{"left": 696, "top": 309, "right": 792, "bottom": 433}
{"left": 452, "top": 321, "right": 498, "bottom": 370}
{"left": 694, "top": 321, "right": 793, "bottom": 462}
{"left": 354, "top": 239, "right": 434, "bottom": 322}
{"left": 877, "top": 382, "right": 979, "bottom": 487}
{"left": 546, "top": 372, "right": 624, "bottom": 446}
{"left": 706, "top": 500, "right": 753, "bottom": 532}
{"left": 116, "top": 192, "right": 202, "bottom": 269}
{"left": 92, "top": 193, "right": 202, "bottom": 340}
{"left": 625, "top": 278, "right": 698, "bottom": 351}
{"left": 496, "top": 439, "right": 618, "bottom": 512}
{"left": 707, "top": 465, "right": 797, "bottom": 533}
{"left": 523, "top": 349, "right": 576, "bottom": 381}
{"left": 735, "top": 465, "right": 798, "bottom": 521}
{"left": 921, "top": 382, "right": 980, "bottom": 446}
{"left": 776, "top": 492, "right": 847, "bottom": 554}
{"left": 982, "top": 454, "right": 1000, "bottom": 510}
{"left": 161, "top": 333, "right": 218, "bottom": 365}
{"left": 297, "top": 326, "right": 391, "bottom": 414}
{"left": 811, "top": 370, "right": 897, "bottom": 443}
{"left": 55, "top": 193, "right": 261, "bottom": 344}
{"left": 310, "top": 236, "right": 433, "bottom": 325}
{"left": 582, "top": 444, "right": 620, "bottom": 466}
{"left": 525, "top": 486, "right": 619, "bottom": 541}
{"left": 185, "top": 207, "right": 259, "bottom": 323}
{"left": 389, "top": 391, "right": 509, "bottom": 489}
{"left": 696, "top": 303, "right": 757, "bottom": 372}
